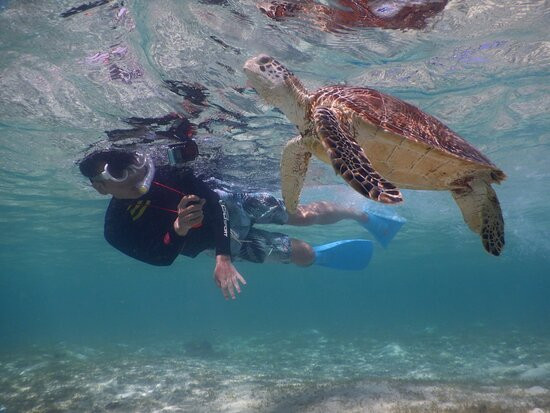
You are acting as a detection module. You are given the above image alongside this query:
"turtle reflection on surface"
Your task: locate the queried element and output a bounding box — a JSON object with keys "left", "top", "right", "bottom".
{"left": 258, "top": 0, "right": 448, "bottom": 32}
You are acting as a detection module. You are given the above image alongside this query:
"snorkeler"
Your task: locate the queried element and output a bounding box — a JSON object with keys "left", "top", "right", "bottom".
{"left": 78, "top": 145, "right": 405, "bottom": 300}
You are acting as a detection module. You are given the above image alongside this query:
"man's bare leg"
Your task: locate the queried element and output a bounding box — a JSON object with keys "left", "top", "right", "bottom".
{"left": 287, "top": 202, "right": 366, "bottom": 267}
{"left": 290, "top": 238, "right": 315, "bottom": 266}
{"left": 287, "top": 201, "right": 367, "bottom": 226}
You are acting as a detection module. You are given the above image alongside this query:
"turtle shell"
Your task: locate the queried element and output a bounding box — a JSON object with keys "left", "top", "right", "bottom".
{"left": 309, "top": 86, "right": 505, "bottom": 189}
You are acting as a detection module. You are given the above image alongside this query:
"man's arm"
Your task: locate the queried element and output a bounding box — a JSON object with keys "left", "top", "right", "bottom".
{"left": 187, "top": 177, "right": 248, "bottom": 299}
{"left": 214, "top": 254, "right": 246, "bottom": 300}
{"left": 190, "top": 178, "right": 231, "bottom": 257}
{"left": 173, "top": 195, "right": 205, "bottom": 236}
{"left": 174, "top": 190, "right": 246, "bottom": 299}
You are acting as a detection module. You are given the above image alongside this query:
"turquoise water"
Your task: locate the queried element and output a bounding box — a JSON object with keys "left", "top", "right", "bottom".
{"left": 1, "top": 0, "right": 549, "bottom": 411}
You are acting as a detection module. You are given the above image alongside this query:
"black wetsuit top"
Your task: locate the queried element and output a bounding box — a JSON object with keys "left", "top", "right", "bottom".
{"left": 104, "top": 166, "right": 230, "bottom": 266}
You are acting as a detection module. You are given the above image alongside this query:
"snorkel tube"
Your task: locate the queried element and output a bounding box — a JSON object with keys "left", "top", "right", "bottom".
{"left": 133, "top": 152, "right": 155, "bottom": 195}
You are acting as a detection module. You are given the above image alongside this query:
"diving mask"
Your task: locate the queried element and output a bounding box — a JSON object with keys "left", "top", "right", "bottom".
{"left": 95, "top": 163, "right": 129, "bottom": 183}
{"left": 96, "top": 152, "right": 155, "bottom": 194}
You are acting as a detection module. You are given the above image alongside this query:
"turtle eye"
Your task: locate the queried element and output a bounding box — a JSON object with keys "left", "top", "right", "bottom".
{"left": 258, "top": 56, "right": 271, "bottom": 64}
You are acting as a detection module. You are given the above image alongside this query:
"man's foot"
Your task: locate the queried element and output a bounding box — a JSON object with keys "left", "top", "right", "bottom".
{"left": 313, "top": 239, "right": 373, "bottom": 271}
{"left": 361, "top": 205, "right": 406, "bottom": 248}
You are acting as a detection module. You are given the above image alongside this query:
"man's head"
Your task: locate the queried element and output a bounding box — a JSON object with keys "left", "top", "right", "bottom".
{"left": 79, "top": 149, "right": 151, "bottom": 199}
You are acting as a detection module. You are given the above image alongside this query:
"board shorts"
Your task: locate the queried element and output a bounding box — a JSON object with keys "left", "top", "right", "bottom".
{"left": 216, "top": 190, "right": 292, "bottom": 264}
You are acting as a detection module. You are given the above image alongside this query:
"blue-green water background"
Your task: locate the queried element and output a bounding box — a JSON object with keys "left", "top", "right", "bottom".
{"left": 1, "top": 0, "right": 549, "bottom": 410}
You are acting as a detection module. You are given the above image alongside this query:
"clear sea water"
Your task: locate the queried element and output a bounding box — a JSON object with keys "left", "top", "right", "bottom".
{"left": 1, "top": 0, "right": 549, "bottom": 411}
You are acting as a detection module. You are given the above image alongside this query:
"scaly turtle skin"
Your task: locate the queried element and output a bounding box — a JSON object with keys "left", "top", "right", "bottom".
{"left": 243, "top": 55, "right": 506, "bottom": 256}
{"left": 258, "top": 0, "right": 448, "bottom": 31}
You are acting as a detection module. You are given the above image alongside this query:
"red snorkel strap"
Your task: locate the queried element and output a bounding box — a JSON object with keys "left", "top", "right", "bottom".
{"left": 151, "top": 181, "right": 202, "bottom": 228}
{"left": 149, "top": 205, "right": 178, "bottom": 214}
{"left": 152, "top": 180, "right": 185, "bottom": 196}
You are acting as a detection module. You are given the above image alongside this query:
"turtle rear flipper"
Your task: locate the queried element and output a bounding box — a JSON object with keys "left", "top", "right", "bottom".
{"left": 313, "top": 106, "right": 403, "bottom": 204}
{"left": 452, "top": 179, "right": 505, "bottom": 256}
{"left": 281, "top": 135, "right": 312, "bottom": 213}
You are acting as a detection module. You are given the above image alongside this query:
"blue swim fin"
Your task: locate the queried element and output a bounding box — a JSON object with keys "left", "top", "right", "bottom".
{"left": 313, "top": 239, "right": 373, "bottom": 271}
{"left": 362, "top": 205, "right": 406, "bottom": 248}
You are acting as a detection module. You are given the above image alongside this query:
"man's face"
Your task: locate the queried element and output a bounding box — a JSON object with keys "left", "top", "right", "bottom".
{"left": 91, "top": 161, "right": 147, "bottom": 199}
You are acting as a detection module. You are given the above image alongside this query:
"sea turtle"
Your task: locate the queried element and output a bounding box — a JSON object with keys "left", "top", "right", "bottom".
{"left": 258, "top": 0, "right": 448, "bottom": 31}
{"left": 243, "top": 54, "right": 506, "bottom": 256}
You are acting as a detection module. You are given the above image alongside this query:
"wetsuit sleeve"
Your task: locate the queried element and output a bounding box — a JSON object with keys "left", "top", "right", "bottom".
{"left": 104, "top": 201, "right": 186, "bottom": 266}
{"left": 191, "top": 178, "right": 231, "bottom": 257}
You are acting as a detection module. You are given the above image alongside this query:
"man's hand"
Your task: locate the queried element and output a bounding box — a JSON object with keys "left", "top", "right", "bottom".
{"left": 174, "top": 195, "right": 206, "bottom": 236}
{"left": 214, "top": 254, "right": 247, "bottom": 300}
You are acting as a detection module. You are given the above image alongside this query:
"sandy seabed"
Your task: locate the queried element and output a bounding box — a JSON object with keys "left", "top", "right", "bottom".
{"left": 1, "top": 334, "right": 549, "bottom": 412}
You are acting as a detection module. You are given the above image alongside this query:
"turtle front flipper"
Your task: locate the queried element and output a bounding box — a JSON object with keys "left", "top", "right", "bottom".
{"left": 281, "top": 135, "right": 313, "bottom": 213}
{"left": 313, "top": 106, "right": 403, "bottom": 204}
{"left": 451, "top": 178, "right": 505, "bottom": 256}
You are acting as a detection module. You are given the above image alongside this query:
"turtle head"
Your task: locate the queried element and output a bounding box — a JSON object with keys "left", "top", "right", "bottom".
{"left": 244, "top": 55, "right": 308, "bottom": 125}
